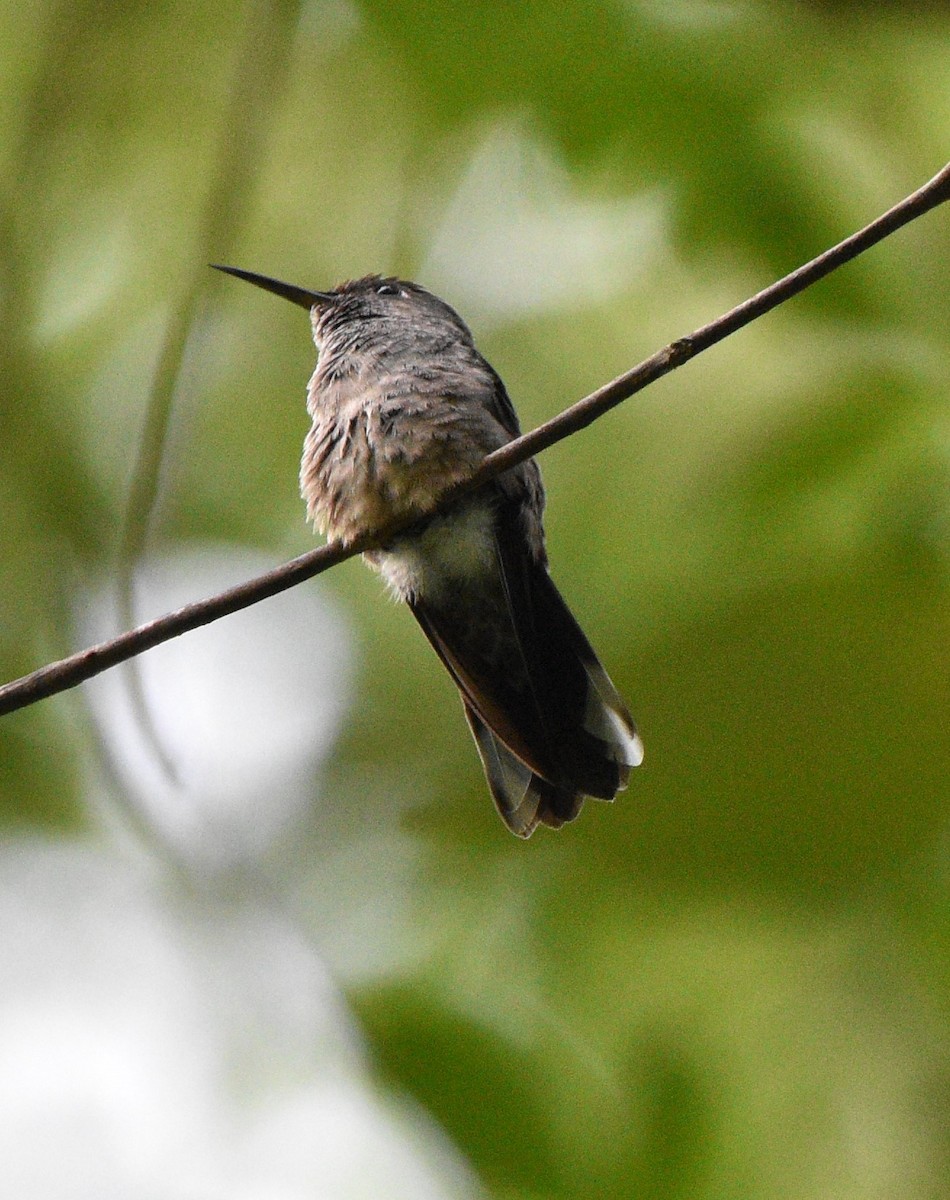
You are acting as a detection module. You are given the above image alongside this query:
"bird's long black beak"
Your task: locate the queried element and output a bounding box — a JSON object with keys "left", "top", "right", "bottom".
{"left": 211, "top": 264, "right": 335, "bottom": 310}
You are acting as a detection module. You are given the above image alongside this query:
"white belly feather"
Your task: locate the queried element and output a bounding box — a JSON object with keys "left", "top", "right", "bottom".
{"left": 372, "top": 501, "right": 497, "bottom": 603}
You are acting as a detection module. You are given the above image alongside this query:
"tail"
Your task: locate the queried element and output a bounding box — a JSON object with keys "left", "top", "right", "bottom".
{"left": 409, "top": 523, "right": 642, "bottom": 837}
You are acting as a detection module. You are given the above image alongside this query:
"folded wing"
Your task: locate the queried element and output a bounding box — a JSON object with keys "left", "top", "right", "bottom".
{"left": 409, "top": 504, "right": 642, "bottom": 836}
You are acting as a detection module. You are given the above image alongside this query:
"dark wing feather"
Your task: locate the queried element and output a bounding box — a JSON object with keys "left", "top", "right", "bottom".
{"left": 408, "top": 496, "right": 642, "bottom": 835}
{"left": 462, "top": 701, "right": 583, "bottom": 837}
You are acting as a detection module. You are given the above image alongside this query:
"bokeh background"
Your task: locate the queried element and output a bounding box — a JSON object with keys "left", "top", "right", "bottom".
{"left": 1, "top": 1, "right": 948, "bottom": 1196}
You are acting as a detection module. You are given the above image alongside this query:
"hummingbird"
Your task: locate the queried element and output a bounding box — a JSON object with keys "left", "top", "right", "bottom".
{"left": 214, "top": 266, "right": 643, "bottom": 836}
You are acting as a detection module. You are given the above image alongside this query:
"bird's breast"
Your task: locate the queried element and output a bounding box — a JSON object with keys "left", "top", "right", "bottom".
{"left": 300, "top": 379, "right": 505, "bottom": 546}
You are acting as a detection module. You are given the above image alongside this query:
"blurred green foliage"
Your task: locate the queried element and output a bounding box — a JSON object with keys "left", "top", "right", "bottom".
{"left": 1, "top": 0, "right": 948, "bottom": 1195}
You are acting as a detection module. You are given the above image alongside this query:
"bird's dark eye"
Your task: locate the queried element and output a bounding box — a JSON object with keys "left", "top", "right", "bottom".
{"left": 376, "top": 282, "right": 402, "bottom": 296}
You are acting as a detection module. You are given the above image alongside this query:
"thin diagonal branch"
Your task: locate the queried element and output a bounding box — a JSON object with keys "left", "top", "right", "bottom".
{"left": 1, "top": 161, "right": 948, "bottom": 718}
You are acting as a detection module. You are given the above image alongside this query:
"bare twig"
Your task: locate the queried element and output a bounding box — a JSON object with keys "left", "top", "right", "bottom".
{"left": 118, "top": 0, "right": 301, "bottom": 578}
{"left": 113, "top": 0, "right": 303, "bottom": 778}
{"left": 1, "top": 161, "right": 948, "bottom": 718}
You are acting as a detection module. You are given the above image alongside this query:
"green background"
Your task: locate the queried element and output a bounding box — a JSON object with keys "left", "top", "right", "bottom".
{"left": 1, "top": 1, "right": 948, "bottom": 1195}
